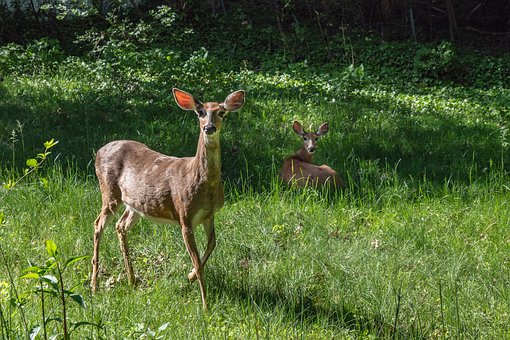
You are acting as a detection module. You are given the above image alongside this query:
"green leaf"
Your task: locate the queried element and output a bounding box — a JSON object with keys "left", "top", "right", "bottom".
{"left": 26, "top": 158, "right": 38, "bottom": 168}
{"left": 45, "top": 239, "right": 58, "bottom": 257}
{"left": 0, "top": 212, "right": 4, "bottom": 225}
{"left": 2, "top": 180, "right": 14, "bottom": 190}
{"left": 44, "top": 139, "right": 59, "bottom": 149}
{"left": 39, "top": 177, "right": 49, "bottom": 189}
{"left": 64, "top": 255, "right": 89, "bottom": 268}
{"left": 39, "top": 289, "right": 58, "bottom": 297}
{"left": 46, "top": 259, "right": 57, "bottom": 270}
{"left": 158, "top": 322, "right": 170, "bottom": 332}
{"left": 23, "top": 265, "right": 45, "bottom": 273}
{"left": 70, "top": 321, "right": 104, "bottom": 332}
{"left": 20, "top": 272, "right": 40, "bottom": 280}
{"left": 41, "top": 274, "right": 58, "bottom": 284}
{"left": 69, "top": 293, "right": 86, "bottom": 308}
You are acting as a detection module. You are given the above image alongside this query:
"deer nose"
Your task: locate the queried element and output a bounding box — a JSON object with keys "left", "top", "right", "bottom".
{"left": 307, "top": 146, "right": 316, "bottom": 153}
{"left": 204, "top": 124, "right": 216, "bottom": 135}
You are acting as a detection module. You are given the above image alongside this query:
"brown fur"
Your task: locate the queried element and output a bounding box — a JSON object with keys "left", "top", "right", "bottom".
{"left": 280, "top": 121, "right": 344, "bottom": 188}
{"left": 91, "top": 89, "right": 245, "bottom": 310}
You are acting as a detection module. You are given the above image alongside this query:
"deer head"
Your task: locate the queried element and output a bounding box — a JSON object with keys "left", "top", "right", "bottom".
{"left": 292, "top": 121, "right": 329, "bottom": 154}
{"left": 173, "top": 88, "right": 245, "bottom": 139}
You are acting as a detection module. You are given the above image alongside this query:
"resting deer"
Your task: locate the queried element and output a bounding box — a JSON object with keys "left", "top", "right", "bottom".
{"left": 91, "top": 88, "right": 245, "bottom": 310}
{"left": 280, "top": 121, "right": 344, "bottom": 188}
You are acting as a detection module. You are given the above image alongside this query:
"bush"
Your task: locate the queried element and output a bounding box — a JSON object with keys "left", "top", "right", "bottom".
{"left": 413, "top": 41, "right": 455, "bottom": 81}
{"left": 0, "top": 38, "right": 64, "bottom": 75}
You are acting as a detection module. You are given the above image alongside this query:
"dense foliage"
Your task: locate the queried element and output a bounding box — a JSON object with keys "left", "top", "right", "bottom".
{"left": 1, "top": 0, "right": 509, "bottom": 49}
{"left": 1, "top": 5, "right": 509, "bottom": 183}
{"left": 0, "top": 2, "right": 509, "bottom": 339}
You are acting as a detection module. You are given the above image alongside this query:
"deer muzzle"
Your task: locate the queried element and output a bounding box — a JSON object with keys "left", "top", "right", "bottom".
{"left": 204, "top": 124, "right": 216, "bottom": 135}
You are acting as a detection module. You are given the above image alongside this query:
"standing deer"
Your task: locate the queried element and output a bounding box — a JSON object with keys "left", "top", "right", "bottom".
{"left": 91, "top": 88, "right": 245, "bottom": 310}
{"left": 280, "top": 121, "right": 344, "bottom": 188}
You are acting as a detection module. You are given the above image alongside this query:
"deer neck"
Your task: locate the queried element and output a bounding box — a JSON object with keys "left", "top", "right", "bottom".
{"left": 295, "top": 147, "right": 314, "bottom": 164}
{"left": 193, "top": 131, "right": 222, "bottom": 184}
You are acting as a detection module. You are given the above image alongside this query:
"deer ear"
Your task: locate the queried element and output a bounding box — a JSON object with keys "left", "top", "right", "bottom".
{"left": 222, "top": 90, "right": 245, "bottom": 112}
{"left": 316, "top": 122, "right": 329, "bottom": 136}
{"left": 173, "top": 88, "right": 202, "bottom": 110}
{"left": 292, "top": 121, "right": 305, "bottom": 136}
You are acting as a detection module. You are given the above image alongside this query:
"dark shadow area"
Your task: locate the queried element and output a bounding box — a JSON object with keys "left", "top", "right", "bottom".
{"left": 1, "top": 67, "right": 508, "bottom": 191}
{"left": 339, "top": 91, "right": 508, "bottom": 182}
{"left": 207, "top": 266, "right": 424, "bottom": 338}
{"left": 0, "top": 81, "right": 195, "bottom": 169}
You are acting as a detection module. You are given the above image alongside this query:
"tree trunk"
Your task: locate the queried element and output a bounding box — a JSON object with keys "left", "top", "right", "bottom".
{"left": 446, "top": 0, "right": 457, "bottom": 42}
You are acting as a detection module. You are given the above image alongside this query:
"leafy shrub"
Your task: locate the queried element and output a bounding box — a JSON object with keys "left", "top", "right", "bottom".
{"left": 468, "top": 55, "right": 510, "bottom": 88}
{"left": 0, "top": 38, "right": 64, "bottom": 75}
{"left": 74, "top": 5, "right": 191, "bottom": 59}
{"left": 413, "top": 41, "right": 455, "bottom": 81}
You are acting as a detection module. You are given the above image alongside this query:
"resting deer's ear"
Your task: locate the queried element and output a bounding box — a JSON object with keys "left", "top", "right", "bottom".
{"left": 221, "top": 90, "right": 245, "bottom": 112}
{"left": 316, "top": 122, "right": 329, "bottom": 136}
{"left": 292, "top": 121, "right": 305, "bottom": 136}
{"left": 173, "top": 88, "right": 203, "bottom": 111}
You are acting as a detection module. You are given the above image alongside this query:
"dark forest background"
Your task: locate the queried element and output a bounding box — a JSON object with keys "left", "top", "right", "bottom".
{"left": 1, "top": 0, "right": 509, "bottom": 53}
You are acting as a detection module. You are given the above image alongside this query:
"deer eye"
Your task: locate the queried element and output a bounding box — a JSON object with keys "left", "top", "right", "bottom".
{"left": 218, "top": 111, "right": 226, "bottom": 118}
{"left": 197, "top": 109, "right": 206, "bottom": 118}
{"left": 315, "top": 137, "right": 319, "bottom": 141}
{"left": 303, "top": 136, "right": 308, "bottom": 141}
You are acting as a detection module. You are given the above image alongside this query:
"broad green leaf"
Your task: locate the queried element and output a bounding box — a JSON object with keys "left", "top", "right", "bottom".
{"left": 23, "top": 266, "right": 45, "bottom": 273}
{"left": 64, "top": 255, "right": 89, "bottom": 268}
{"left": 20, "top": 273, "right": 40, "bottom": 280}
{"left": 41, "top": 274, "right": 58, "bottom": 284}
{"left": 45, "top": 239, "right": 58, "bottom": 257}
{"left": 69, "top": 293, "right": 86, "bottom": 308}
{"left": 0, "top": 212, "right": 4, "bottom": 225}
{"left": 44, "top": 139, "right": 59, "bottom": 149}
{"left": 26, "top": 158, "right": 38, "bottom": 168}
{"left": 2, "top": 180, "right": 14, "bottom": 189}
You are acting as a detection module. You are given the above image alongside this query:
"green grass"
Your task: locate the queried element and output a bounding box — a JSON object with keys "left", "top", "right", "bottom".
{"left": 1, "top": 36, "right": 510, "bottom": 338}
{"left": 1, "top": 165, "right": 510, "bottom": 338}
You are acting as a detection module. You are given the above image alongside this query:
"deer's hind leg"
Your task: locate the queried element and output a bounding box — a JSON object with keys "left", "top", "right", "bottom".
{"left": 91, "top": 180, "right": 121, "bottom": 293}
{"left": 115, "top": 206, "right": 140, "bottom": 286}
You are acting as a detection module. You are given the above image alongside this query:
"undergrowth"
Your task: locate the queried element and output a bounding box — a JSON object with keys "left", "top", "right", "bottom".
{"left": 1, "top": 6, "right": 509, "bottom": 338}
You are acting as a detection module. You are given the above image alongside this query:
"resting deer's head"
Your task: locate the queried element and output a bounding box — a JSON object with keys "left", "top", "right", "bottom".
{"left": 292, "top": 121, "right": 329, "bottom": 154}
{"left": 173, "top": 88, "right": 245, "bottom": 137}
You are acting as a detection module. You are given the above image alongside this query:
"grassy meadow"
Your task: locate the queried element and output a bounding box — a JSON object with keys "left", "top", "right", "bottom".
{"left": 1, "top": 15, "right": 510, "bottom": 338}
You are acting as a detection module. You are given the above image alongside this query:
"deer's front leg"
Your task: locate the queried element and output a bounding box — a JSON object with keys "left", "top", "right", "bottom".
{"left": 188, "top": 217, "right": 216, "bottom": 282}
{"left": 181, "top": 223, "right": 208, "bottom": 310}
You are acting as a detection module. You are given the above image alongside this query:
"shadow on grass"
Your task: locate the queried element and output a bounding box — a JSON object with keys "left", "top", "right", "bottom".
{"left": 207, "top": 267, "right": 422, "bottom": 338}
{"left": 1, "top": 73, "right": 507, "bottom": 188}
{"left": 0, "top": 80, "right": 195, "bottom": 169}
{"left": 337, "top": 88, "right": 507, "bottom": 183}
